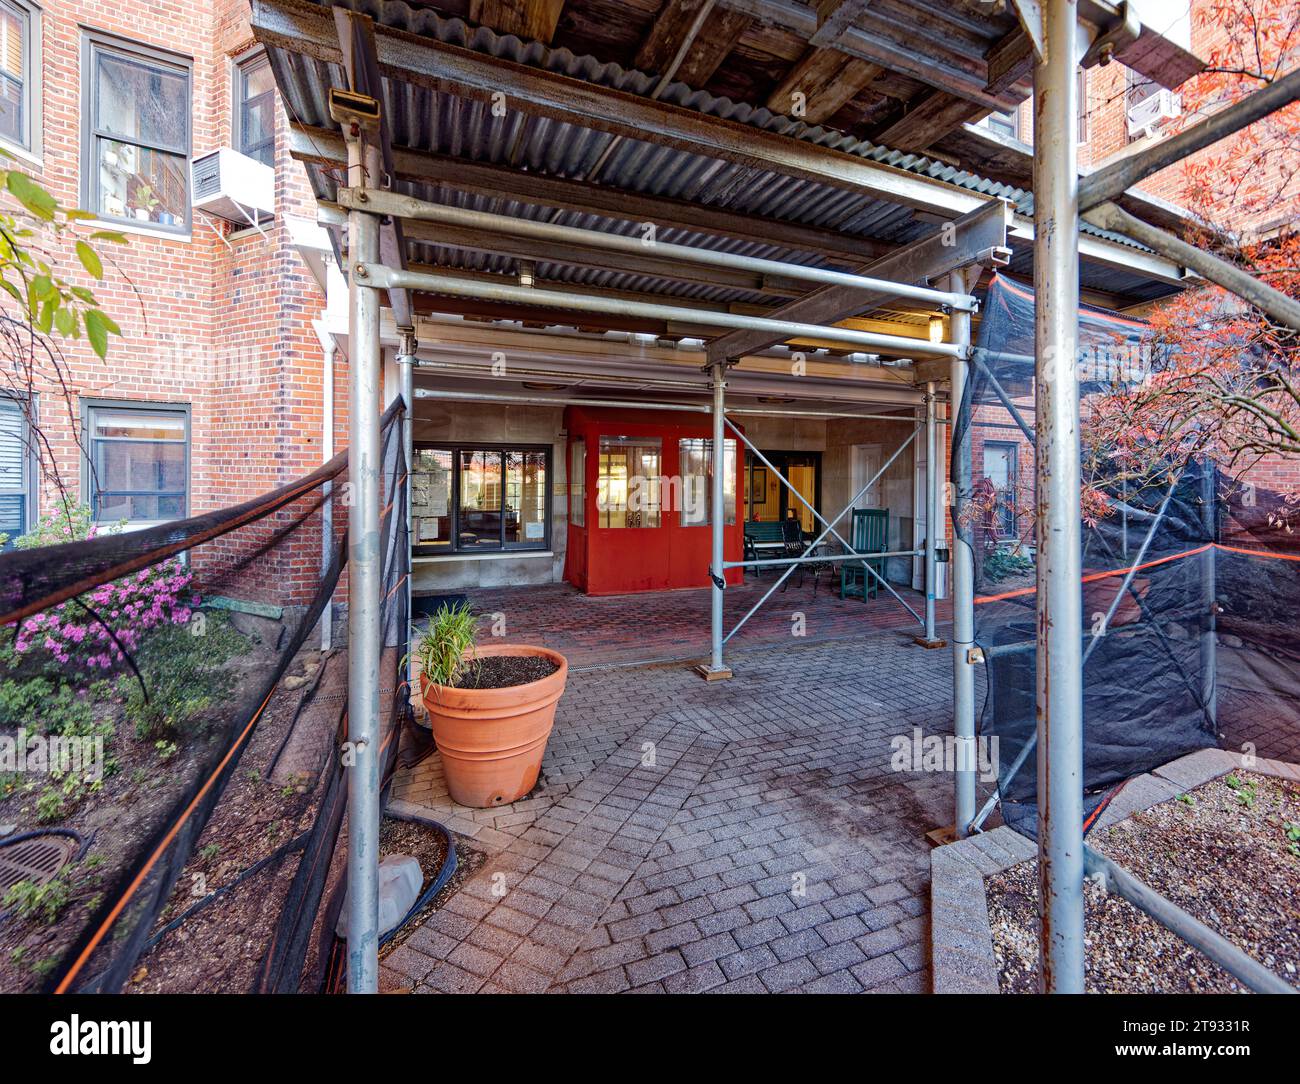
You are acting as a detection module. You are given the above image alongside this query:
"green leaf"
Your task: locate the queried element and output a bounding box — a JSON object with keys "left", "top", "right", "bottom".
{"left": 53, "top": 307, "right": 74, "bottom": 336}
{"left": 75, "top": 240, "right": 103, "bottom": 280}
{"left": 35, "top": 298, "right": 54, "bottom": 334}
{"left": 6, "top": 171, "right": 56, "bottom": 222}
{"left": 0, "top": 278, "right": 20, "bottom": 303}
{"left": 70, "top": 285, "right": 97, "bottom": 304}
{"left": 30, "top": 274, "right": 54, "bottom": 301}
{"left": 89, "top": 230, "right": 128, "bottom": 245}
{"left": 84, "top": 309, "right": 119, "bottom": 358}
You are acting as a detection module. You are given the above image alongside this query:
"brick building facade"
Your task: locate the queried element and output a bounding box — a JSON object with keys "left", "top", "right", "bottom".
{"left": 0, "top": 0, "right": 338, "bottom": 565}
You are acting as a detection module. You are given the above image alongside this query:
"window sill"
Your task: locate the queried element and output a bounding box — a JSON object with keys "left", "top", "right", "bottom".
{"left": 0, "top": 140, "right": 42, "bottom": 170}
{"left": 84, "top": 217, "right": 192, "bottom": 243}
{"left": 413, "top": 550, "right": 553, "bottom": 565}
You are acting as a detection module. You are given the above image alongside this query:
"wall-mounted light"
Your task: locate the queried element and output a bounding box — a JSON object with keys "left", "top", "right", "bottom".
{"left": 518, "top": 260, "right": 535, "bottom": 288}
{"left": 928, "top": 314, "right": 945, "bottom": 343}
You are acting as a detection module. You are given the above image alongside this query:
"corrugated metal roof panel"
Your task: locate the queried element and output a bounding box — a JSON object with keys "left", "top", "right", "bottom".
{"left": 268, "top": 0, "right": 1177, "bottom": 304}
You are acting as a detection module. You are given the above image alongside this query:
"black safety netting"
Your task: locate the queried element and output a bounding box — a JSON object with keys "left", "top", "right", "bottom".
{"left": 0, "top": 400, "right": 418, "bottom": 993}
{"left": 953, "top": 274, "right": 1300, "bottom": 837}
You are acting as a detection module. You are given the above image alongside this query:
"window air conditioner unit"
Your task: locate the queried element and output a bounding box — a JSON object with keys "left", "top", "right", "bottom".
{"left": 1127, "top": 89, "right": 1181, "bottom": 137}
{"left": 191, "top": 147, "right": 274, "bottom": 226}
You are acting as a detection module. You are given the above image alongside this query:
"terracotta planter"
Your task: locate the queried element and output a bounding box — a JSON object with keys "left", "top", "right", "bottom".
{"left": 418, "top": 644, "right": 568, "bottom": 808}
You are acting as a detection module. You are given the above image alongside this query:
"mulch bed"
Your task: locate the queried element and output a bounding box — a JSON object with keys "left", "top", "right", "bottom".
{"left": 987, "top": 770, "right": 1300, "bottom": 993}
{"left": 453, "top": 655, "right": 558, "bottom": 690}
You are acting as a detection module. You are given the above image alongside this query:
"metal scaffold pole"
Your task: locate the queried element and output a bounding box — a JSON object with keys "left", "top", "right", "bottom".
{"left": 920, "top": 382, "right": 941, "bottom": 647}
{"left": 948, "top": 272, "right": 976, "bottom": 837}
{"left": 344, "top": 128, "right": 383, "bottom": 995}
{"left": 702, "top": 361, "right": 732, "bottom": 680}
{"left": 397, "top": 329, "right": 417, "bottom": 663}
{"left": 1033, "top": 0, "right": 1090, "bottom": 994}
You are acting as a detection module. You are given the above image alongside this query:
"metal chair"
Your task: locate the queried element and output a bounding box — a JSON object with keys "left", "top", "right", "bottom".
{"left": 840, "top": 507, "right": 889, "bottom": 601}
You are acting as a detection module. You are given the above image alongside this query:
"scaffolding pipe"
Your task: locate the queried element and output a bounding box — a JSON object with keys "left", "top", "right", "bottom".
{"left": 949, "top": 270, "right": 977, "bottom": 838}
{"left": 1078, "top": 66, "right": 1300, "bottom": 212}
{"left": 1085, "top": 202, "right": 1300, "bottom": 332}
{"left": 397, "top": 333, "right": 416, "bottom": 681}
{"left": 723, "top": 419, "right": 856, "bottom": 559}
{"left": 1200, "top": 466, "right": 1218, "bottom": 728}
{"left": 360, "top": 264, "right": 967, "bottom": 358}
{"left": 345, "top": 138, "right": 383, "bottom": 995}
{"left": 1034, "top": 0, "right": 1089, "bottom": 995}
{"left": 709, "top": 362, "right": 728, "bottom": 674}
{"left": 340, "top": 188, "right": 978, "bottom": 311}
{"left": 922, "top": 382, "right": 938, "bottom": 643}
{"left": 724, "top": 428, "right": 920, "bottom": 642}
{"left": 321, "top": 336, "right": 336, "bottom": 653}
{"left": 414, "top": 387, "right": 923, "bottom": 423}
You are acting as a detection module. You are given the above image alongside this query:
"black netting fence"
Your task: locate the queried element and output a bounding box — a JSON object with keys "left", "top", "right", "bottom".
{"left": 954, "top": 274, "right": 1300, "bottom": 837}
{"left": 0, "top": 399, "right": 415, "bottom": 993}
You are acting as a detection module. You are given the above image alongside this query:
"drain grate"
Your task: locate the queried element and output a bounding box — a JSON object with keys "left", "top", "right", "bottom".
{"left": 0, "top": 833, "right": 79, "bottom": 893}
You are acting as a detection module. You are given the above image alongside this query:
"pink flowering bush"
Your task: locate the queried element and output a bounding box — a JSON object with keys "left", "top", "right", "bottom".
{"left": 11, "top": 506, "right": 199, "bottom": 675}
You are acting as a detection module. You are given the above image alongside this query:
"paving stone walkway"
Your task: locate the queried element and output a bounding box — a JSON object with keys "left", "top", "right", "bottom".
{"left": 387, "top": 612, "right": 993, "bottom": 994}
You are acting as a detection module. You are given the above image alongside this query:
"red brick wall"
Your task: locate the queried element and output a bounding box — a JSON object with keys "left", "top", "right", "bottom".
{"left": 7, "top": 0, "right": 333, "bottom": 603}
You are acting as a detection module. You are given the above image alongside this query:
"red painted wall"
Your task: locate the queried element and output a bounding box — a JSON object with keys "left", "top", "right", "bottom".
{"left": 563, "top": 407, "right": 744, "bottom": 595}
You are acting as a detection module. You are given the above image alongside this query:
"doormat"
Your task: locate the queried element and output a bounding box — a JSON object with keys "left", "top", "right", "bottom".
{"left": 412, "top": 593, "right": 470, "bottom": 619}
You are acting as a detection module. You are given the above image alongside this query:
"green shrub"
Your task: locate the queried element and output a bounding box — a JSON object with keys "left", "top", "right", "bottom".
{"left": 982, "top": 550, "right": 1034, "bottom": 584}
{"left": 3, "top": 872, "right": 70, "bottom": 925}
{"left": 121, "top": 613, "right": 247, "bottom": 741}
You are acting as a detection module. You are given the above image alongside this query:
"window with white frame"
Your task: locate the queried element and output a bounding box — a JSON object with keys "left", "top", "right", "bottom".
{"left": 84, "top": 401, "right": 189, "bottom": 524}
{"left": 0, "top": 0, "right": 38, "bottom": 153}
{"left": 234, "top": 50, "right": 275, "bottom": 166}
{"left": 0, "top": 396, "right": 32, "bottom": 546}
{"left": 83, "top": 32, "right": 191, "bottom": 231}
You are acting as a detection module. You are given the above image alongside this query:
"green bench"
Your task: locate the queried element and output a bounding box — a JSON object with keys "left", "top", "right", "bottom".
{"left": 743, "top": 520, "right": 786, "bottom": 576}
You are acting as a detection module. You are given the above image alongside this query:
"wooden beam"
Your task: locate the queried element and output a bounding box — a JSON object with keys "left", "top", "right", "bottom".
{"left": 468, "top": 0, "right": 567, "bottom": 44}
{"left": 252, "top": 0, "right": 990, "bottom": 216}
{"left": 721, "top": 0, "right": 1016, "bottom": 110}
{"left": 810, "top": 0, "right": 874, "bottom": 48}
{"left": 764, "top": 48, "right": 882, "bottom": 123}
{"left": 984, "top": 27, "right": 1034, "bottom": 98}
{"left": 635, "top": 0, "right": 751, "bottom": 87}
{"left": 291, "top": 123, "right": 892, "bottom": 264}
{"left": 872, "top": 90, "right": 985, "bottom": 151}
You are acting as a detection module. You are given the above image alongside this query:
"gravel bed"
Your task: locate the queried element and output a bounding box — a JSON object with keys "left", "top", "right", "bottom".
{"left": 987, "top": 770, "right": 1300, "bottom": 993}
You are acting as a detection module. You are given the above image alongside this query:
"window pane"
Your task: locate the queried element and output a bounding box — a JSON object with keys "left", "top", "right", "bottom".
{"left": 504, "top": 450, "right": 547, "bottom": 546}
{"left": 92, "top": 441, "right": 186, "bottom": 522}
{"left": 96, "top": 50, "right": 187, "bottom": 151}
{"left": 597, "top": 437, "right": 660, "bottom": 529}
{"left": 89, "top": 407, "right": 187, "bottom": 524}
{"left": 96, "top": 138, "right": 188, "bottom": 224}
{"left": 458, "top": 450, "right": 502, "bottom": 549}
{"left": 0, "top": 398, "right": 25, "bottom": 544}
{"left": 239, "top": 57, "right": 275, "bottom": 166}
{"left": 569, "top": 440, "right": 585, "bottom": 526}
{"left": 0, "top": 4, "right": 26, "bottom": 146}
{"left": 412, "top": 448, "right": 452, "bottom": 548}
{"left": 678, "top": 438, "right": 735, "bottom": 526}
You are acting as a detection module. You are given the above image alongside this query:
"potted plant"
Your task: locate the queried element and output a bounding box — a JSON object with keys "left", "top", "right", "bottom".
{"left": 413, "top": 601, "right": 568, "bottom": 808}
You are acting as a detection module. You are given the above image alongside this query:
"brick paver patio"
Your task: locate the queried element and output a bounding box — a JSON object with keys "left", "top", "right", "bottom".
{"left": 388, "top": 581, "right": 990, "bottom": 994}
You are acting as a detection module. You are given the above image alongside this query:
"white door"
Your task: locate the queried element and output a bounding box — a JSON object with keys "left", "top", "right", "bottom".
{"left": 850, "top": 444, "right": 882, "bottom": 510}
